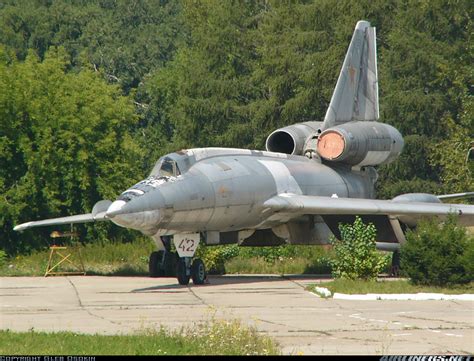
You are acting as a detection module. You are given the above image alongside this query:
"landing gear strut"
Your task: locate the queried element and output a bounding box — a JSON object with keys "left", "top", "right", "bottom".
{"left": 390, "top": 251, "right": 400, "bottom": 277}
{"left": 148, "top": 250, "right": 177, "bottom": 277}
{"left": 149, "top": 236, "right": 177, "bottom": 277}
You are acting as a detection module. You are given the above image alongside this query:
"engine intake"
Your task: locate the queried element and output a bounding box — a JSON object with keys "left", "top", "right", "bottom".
{"left": 266, "top": 121, "right": 322, "bottom": 155}
{"left": 317, "top": 121, "right": 403, "bottom": 166}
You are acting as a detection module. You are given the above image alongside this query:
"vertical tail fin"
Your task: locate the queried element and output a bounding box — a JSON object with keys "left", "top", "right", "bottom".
{"left": 322, "top": 21, "right": 379, "bottom": 130}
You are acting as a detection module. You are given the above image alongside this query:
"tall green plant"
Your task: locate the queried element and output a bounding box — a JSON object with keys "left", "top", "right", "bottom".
{"left": 330, "top": 217, "right": 387, "bottom": 280}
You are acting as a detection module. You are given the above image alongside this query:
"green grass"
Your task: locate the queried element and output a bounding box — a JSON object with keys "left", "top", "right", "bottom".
{"left": 308, "top": 279, "right": 474, "bottom": 296}
{"left": 1, "top": 237, "right": 155, "bottom": 276}
{"left": 1, "top": 240, "right": 334, "bottom": 277}
{"left": 0, "top": 318, "right": 280, "bottom": 355}
{"left": 225, "top": 255, "right": 331, "bottom": 275}
{"left": 222, "top": 244, "right": 333, "bottom": 275}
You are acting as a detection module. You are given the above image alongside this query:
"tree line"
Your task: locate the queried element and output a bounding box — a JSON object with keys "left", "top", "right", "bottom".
{"left": 0, "top": 0, "right": 472, "bottom": 255}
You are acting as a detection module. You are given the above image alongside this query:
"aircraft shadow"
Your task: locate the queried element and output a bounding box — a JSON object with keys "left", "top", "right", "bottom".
{"left": 131, "top": 274, "right": 332, "bottom": 293}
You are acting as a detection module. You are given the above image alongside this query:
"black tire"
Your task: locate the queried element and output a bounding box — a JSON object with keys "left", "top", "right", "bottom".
{"left": 176, "top": 259, "right": 190, "bottom": 285}
{"left": 391, "top": 251, "right": 401, "bottom": 277}
{"left": 191, "top": 258, "right": 206, "bottom": 285}
{"left": 163, "top": 251, "right": 178, "bottom": 277}
{"left": 149, "top": 251, "right": 165, "bottom": 278}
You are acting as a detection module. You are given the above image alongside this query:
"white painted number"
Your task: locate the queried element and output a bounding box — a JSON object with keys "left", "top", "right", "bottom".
{"left": 173, "top": 233, "right": 200, "bottom": 258}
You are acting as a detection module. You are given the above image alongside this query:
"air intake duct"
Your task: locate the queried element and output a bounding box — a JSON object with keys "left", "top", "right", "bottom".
{"left": 265, "top": 121, "right": 322, "bottom": 155}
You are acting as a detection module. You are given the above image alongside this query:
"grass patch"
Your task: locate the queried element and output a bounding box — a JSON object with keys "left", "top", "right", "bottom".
{"left": 225, "top": 255, "right": 331, "bottom": 275}
{"left": 307, "top": 279, "right": 474, "bottom": 296}
{"left": 1, "top": 241, "right": 334, "bottom": 277}
{"left": 0, "top": 318, "right": 279, "bottom": 355}
{"left": 223, "top": 245, "right": 333, "bottom": 275}
{"left": 1, "top": 237, "right": 155, "bottom": 277}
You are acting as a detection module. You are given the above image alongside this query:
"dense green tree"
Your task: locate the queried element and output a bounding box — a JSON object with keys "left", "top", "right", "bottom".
{"left": 0, "top": 0, "right": 183, "bottom": 94}
{"left": 0, "top": 46, "right": 142, "bottom": 254}
{"left": 376, "top": 135, "right": 442, "bottom": 198}
{"left": 143, "top": 0, "right": 261, "bottom": 161}
{"left": 377, "top": 0, "right": 472, "bottom": 195}
{"left": 248, "top": 0, "right": 398, "bottom": 147}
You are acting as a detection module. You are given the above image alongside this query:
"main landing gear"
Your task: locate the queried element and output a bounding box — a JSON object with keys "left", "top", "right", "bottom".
{"left": 148, "top": 233, "right": 207, "bottom": 286}
{"left": 148, "top": 250, "right": 177, "bottom": 277}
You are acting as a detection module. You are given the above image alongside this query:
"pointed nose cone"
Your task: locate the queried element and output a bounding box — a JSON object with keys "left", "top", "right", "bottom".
{"left": 106, "top": 200, "right": 127, "bottom": 218}
{"left": 105, "top": 191, "right": 165, "bottom": 231}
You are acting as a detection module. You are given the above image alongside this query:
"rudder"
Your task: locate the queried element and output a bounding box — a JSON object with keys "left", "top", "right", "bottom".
{"left": 322, "top": 21, "right": 379, "bottom": 130}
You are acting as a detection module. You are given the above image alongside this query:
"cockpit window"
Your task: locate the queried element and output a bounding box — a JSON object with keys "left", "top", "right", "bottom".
{"left": 151, "top": 157, "right": 181, "bottom": 177}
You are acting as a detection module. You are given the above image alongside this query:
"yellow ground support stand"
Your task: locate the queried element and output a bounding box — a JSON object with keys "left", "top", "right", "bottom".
{"left": 44, "top": 245, "right": 86, "bottom": 277}
{"left": 44, "top": 226, "right": 86, "bottom": 277}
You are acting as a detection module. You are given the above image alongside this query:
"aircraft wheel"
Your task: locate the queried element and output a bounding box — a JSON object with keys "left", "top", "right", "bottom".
{"left": 163, "top": 251, "right": 178, "bottom": 277}
{"left": 177, "top": 258, "right": 190, "bottom": 285}
{"left": 191, "top": 258, "right": 206, "bottom": 285}
{"left": 149, "top": 251, "right": 165, "bottom": 278}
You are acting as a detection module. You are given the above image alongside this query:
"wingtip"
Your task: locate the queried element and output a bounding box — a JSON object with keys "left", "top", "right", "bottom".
{"left": 13, "top": 222, "right": 33, "bottom": 232}
{"left": 355, "top": 20, "right": 371, "bottom": 31}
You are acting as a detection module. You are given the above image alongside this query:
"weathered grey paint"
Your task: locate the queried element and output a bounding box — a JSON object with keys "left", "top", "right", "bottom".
{"left": 108, "top": 149, "right": 371, "bottom": 239}
{"left": 322, "top": 20, "right": 379, "bottom": 129}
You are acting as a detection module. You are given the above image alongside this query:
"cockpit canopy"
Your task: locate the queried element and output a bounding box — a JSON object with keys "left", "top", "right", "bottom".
{"left": 150, "top": 156, "right": 181, "bottom": 177}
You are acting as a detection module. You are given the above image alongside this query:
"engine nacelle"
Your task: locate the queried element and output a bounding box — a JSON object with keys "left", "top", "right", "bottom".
{"left": 265, "top": 121, "right": 322, "bottom": 155}
{"left": 316, "top": 121, "right": 404, "bottom": 166}
{"left": 392, "top": 193, "right": 441, "bottom": 227}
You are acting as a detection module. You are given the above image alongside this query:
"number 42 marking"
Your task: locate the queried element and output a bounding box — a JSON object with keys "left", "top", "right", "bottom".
{"left": 178, "top": 238, "right": 195, "bottom": 252}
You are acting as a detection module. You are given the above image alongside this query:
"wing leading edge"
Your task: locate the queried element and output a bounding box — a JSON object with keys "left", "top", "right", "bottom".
{"left": 263, "top": 194, "right": 474, "bottom": 226}
{"left": 13, "top": 200, "right": 112, "bottom": 232}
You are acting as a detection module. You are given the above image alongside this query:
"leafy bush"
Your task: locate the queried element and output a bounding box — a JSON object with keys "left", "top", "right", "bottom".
{"left": 237, "top": 246, "right": 291, "bottom": 263}
{"left": 0, "top": 249, "right": 7, "bottom": 267}
{"left": 196, "top": 244, "right": 334, "bottom": 275}
{"left": 330, "top": 217, "right": 388, "bottom": 280}
{"left": 196, "top": 245, "right": 240, "bottom": 274}
{"left": 400, "top": 215, "right": 474, "bottom": 286}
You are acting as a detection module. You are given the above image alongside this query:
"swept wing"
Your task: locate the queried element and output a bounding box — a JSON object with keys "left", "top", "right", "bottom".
{"left": 263, "top": 194, "right": 474, "bottom": 226}
{"left": 13, "top": 200, "right": 112, "bottom": 232}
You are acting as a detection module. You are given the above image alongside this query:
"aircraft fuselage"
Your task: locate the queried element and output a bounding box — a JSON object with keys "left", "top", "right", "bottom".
{"left": 107, "top": 148, "right": 376, "bottom": 238}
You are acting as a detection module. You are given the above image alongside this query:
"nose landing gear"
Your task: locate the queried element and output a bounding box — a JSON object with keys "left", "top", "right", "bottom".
{"left": 149, "top": 233, "right": 207, "bottom": 285}
{"left": 176, "top": 257, "right": 207, "bottom": 285}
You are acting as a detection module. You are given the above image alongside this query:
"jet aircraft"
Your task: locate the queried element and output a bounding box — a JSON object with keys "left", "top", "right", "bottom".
{"left": 14, "top": 21, "right": 474, "bottom": 285}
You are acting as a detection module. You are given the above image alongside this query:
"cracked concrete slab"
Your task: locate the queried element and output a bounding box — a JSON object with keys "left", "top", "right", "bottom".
{"left": 1, "top": 275, "right": 472, "bottom": 355}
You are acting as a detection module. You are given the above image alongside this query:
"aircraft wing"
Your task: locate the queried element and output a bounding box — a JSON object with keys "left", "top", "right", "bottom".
{"left": 263, "top": 194, "right": 474, "bottom": 225}
{"left": 437, "top": 192, "right": 474, "bottom": 202}
{"left": 13, "top": 200, "right": 112, "bottom": 232}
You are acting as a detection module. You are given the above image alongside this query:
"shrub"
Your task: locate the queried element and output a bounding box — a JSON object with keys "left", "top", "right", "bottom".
{"left": 0, "top": 249, "right": 7, "bottom": 267}
{"left": 330, "top": 216, "right": 388, "bottom": 280}
{"left": 196, "top": 245, "right": 240, "bottom": 274}
{"left": 400, "top": 215, "right": 474, "bottom": 286}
